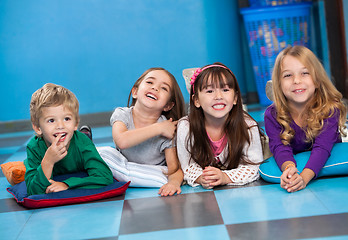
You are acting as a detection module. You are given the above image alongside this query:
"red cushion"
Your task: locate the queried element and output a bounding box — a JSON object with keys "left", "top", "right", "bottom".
{"left": 7, "top": 172, "right": 130, "bottom": 208}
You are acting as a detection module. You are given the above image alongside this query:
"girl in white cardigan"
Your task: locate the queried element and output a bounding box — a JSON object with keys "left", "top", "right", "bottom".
{"left": 177, "top": 63, "right": 263, "bottom": 188}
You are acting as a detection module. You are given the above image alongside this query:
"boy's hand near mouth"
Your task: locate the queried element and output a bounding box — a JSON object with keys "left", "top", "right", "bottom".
{"left": 40, "top": 134, "right": 68, "bottom": 182}
{"left": 46, "top": 133, "right": 68, "bottom": 164}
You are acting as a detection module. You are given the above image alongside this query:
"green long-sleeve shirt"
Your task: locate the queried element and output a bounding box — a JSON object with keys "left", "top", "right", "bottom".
{"left": 24, "top": 131, "right": 113, "bottom": 196}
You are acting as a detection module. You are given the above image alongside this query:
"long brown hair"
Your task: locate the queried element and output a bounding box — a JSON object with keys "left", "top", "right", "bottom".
{"left": 127, "top": 67, "right": 186, "bottom": 121}
{"left": 187, "top": 62, "right": 262, "bottom": 169}
{"left": 272, "top": 46, "right": 347, "bottom": 145}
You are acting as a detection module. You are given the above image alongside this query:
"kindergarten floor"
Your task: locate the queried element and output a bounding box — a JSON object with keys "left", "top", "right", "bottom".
{"left": 1, "top": 104, "right": 348, "bottom": 240}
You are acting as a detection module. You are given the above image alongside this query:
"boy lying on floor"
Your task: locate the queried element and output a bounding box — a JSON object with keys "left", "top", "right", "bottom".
{"left": 24, "top": 83, "right": 113, "bottom": 196}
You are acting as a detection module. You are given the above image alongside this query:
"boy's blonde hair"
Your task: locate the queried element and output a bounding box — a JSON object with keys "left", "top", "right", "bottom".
{"left": 30, "top": 83, "right": 80, "bottom": 127}
{"left": 272, "top": 46, "right": 347, "bottom": 145}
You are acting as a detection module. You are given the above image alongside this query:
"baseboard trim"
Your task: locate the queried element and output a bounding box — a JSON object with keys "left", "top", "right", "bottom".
{"left": 0, "top": 111, "right": 113, "bottom": 134}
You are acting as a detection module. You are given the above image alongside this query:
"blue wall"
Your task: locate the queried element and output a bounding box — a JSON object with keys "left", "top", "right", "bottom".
{"left": 0, "top": 0, "right": 250, "bottom": 122}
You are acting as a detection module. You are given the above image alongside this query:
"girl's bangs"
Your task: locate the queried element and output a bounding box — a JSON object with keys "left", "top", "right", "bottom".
{"left": 200, "top": 70, "right": 235, "bottom": 90}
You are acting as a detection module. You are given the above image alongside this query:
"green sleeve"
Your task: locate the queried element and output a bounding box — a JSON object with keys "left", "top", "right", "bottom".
{"left": 24, "top": 137, "right": 51, "bottom": 196}
{"left": 24, "top": 132, "right": 113, "bottom": 195}
{"left": 62, "top": 132, "right": 113, "bottom": 189}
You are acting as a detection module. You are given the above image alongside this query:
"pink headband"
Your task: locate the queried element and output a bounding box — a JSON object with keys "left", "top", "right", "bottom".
{"left": 190, "top": 64, "right": 230, "bottom": 93}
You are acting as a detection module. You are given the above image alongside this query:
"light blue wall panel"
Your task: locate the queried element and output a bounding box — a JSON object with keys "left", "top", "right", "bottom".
{"left": 0, "top": 0, "right": 247, "bottom": 122}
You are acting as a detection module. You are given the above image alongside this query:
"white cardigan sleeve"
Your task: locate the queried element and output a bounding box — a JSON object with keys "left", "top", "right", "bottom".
{"left": 176, "top": 118, "right": 203, "bottom": 187}
{"left": 222, "top": 119, "right": 262, "bottom": 185}
{"left": 176, "top": 117, "right": 262, "bottom": 187}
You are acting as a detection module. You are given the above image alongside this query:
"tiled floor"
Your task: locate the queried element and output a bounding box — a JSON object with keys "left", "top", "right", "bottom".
{"left": 1, "top": 105, "right": 348, "bottom": 240}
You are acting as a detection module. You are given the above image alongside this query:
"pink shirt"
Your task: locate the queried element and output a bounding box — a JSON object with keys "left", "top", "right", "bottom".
{"left": 207, "top": 133, "right": 227, "bottom": 157}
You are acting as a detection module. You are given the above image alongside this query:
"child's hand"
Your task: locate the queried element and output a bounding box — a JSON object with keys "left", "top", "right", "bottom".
{"left": 200, "top": 166, "right": 230, "bottom": 188}
{"left": 284, "top": 173, "right": 306, "bottom": 192}
{"left": 280, "top": 166, "right": 298, "bottom": 187}
{"left": 199, "top": 179, "right": 214, "bottom": 189}
{"left": 45, "top": 134, "right": 68, "bottom": 164}
{"left": 45, "top": 180, "right": 69, "bottom": 193}
{"left": 158, "top": 182, "right": 182, "bottom": 197}
{"left": 197, "top": 172, "right": 214, "bottom": 189}
{"left": 159, "top": 118, "right": 178, "bottom": 139}
{"left": 280, "top": 166, "right": 306, "bottom": 192}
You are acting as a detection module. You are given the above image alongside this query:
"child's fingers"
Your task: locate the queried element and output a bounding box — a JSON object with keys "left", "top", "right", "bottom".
{"left": 280, "top": 172, "right": 290, "bottom": 189}
{"left": 52, "top": 134, "right": 61, "bottom": 146}
{"left": 202, "top": 175, "right": 220, "bottom": 189}
{"left": 208, "top": 179, "right": 222, "bottom": 187}
{"left": 158, "top": 185, "right": 181, "bottom": 197}
{"left": 201, "top": 174, "right": 217, "bottom": 183}
{"left": 281, "top": 167, "right": 297, "bottom": 182}
{"left": 202, "top": 170, "right": 214, "bottom": 177}
{"left": 287, "top": 167, "right": 299, "bottom": 179}
{"left": 201, "top": 176, "right": 215, "bottom": 187}
{"left": 287, "top": 180, "right": 304, "bottom": 192}
{"left": 52, "top": 134, "right": 67, "bottom": 150}
{"left": 200, "top": 176, "right": 209, "bottom": 184}
{"left": 160, "top": 189, "right": 169, "bottom": 196}
{"left": 281, "top": 176, "right": 290, "bottom": 185}
{"left": 58, "top": 145, "right": 67, "bottom": 154}
{"left": 280, "top": 171, "right": 290, "bottom": 180}
{"left": 58, "top": 136, "right": 69, "bottom": 148}
{"left": 201, "top": 183, "right": 213, "bottom": 189}
{"left": 280, "top": 178, "right": 288, "bottom": 188}
{"left": 48, "top": 181, "right": 68, "bottom": 193}
{"left": 282, "top": 168, "right": 291, "bottom": 178}
{"left": 285, "top": 174, "right": 302, "bottom": 191}
{"left": 288, "top": 173, "right": 301, "bottom": 186}
{"left": 204, "top": 166, "right": 214, "bottom": 170}
{"left": 204, "top": 174, "right": 219, "bottom": 181}
{"left": 158, "top": 186, "right": 165, "bottom": 195}
{"left": 166, "top": 189, "right": 176, "bottom": 196}
{"left": 46, "top": 185, "right": 53, "bottom": 194}
{"left": 46, "top": 185, "right": 57, "bottom": 193}
{"left": 203, "top": 166, "right": 218, "bottom": 175}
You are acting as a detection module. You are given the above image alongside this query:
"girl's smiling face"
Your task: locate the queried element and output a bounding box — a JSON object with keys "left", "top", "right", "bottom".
{"left": 194, "top": 78, "right": 237, "bottom": 125}
{"left": 132, "top": 70, "right": 174, "bottom": 112}
{"left": 280, "top": 55, "right": 316, "bottom": 111}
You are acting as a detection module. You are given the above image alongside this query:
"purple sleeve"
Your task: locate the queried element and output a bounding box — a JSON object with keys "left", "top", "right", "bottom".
{"left": 264, "top": 105, "right": 296, "bottom": 170}
{"left": 304, "top": 111, "right": 341, "bottom": 177}
{"left": 265, "top": 105, "right": 341, "bottom": 177}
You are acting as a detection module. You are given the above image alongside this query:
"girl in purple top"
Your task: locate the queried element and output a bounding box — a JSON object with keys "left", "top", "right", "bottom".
{"left": 264, "top": 46, "right": 347, "bottom": 193}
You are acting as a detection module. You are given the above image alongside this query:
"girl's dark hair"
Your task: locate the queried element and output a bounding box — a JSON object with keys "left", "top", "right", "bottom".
{"left": 187, "top": 62, "right": 262, "bottom": 169}
{"left": 127, "top": 67, "right": 186, "bottom": 121}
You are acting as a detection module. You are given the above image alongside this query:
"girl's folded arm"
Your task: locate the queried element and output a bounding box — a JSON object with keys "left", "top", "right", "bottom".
{"left": 112, "top": 121, "right": 163, "bottom": 149}
{"left": 186, "top": 163, "right": 204, "bottom": 187}
{"left": 222, "top": 164, "right": 260, "bottom": 185}
{"left": 164, "top": 147, "right": 180, "bottom": 175}
{"left": 303, "top": 113, "right": 340, "bottom": 177}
